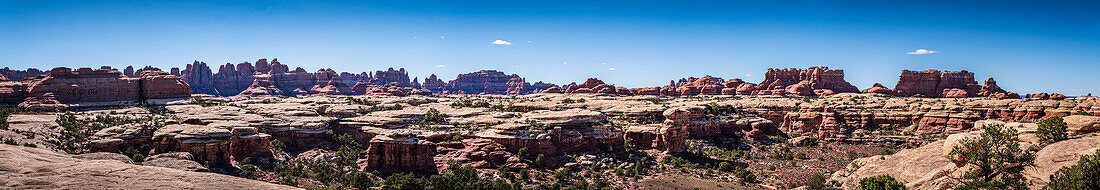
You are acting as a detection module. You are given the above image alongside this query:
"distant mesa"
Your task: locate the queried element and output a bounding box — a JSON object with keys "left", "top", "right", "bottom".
{"left": 0, "top": 67, "right": 190, "bottom": 110}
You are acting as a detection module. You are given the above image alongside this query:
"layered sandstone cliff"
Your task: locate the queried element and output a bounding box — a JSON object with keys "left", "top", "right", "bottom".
{"left": 13, "top": 68, "right": 189, "bottom": 109}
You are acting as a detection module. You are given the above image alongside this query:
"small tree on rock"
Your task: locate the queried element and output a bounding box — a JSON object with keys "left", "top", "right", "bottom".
{"left": 859, "top": 175, "right": 906, "bottom": 190}
{"left": 950, "top": 124, "right": 1036, "bottom": 190}
{"left": 1036, "top": 117, "right": 1068, "bottom": 145}
{"left": 1045, "top": 150, "right": 1100, "bottom": 190}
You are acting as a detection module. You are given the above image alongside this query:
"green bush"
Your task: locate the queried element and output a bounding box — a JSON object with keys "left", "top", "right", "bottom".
{"left": 1045, "top": 150, "right": 1100, "bottom": 190}
{"left": 859, "top": 175, "right": 906, "bottom": 190}
{"left": 131, "top": 154, "right": 145, "bottom": 164}
{"left": 950, "top": 124, "right": 1035, "bottom": 190}
{"left": 805, "top": 173, "right": 827, "bottom": 190}
{"left": 1037, "top": 117, "right": 1068, "bottom": 145}
{"left": 734, "top": 169, "right": 756, "bottom": 183}
{"left": 270, "top": 139, "right": 286, "bottom": 154}
{"left": 0, "top": 107, "right": 13, "bottom": 130}
{"left": 420, "top": 108, "right": 449, "bottom": 125}
{"left": 240, "top": 164, "right": 259, "bottom": 179}
{"left": 717, "top": 162, "right": 735, "bottom": 172}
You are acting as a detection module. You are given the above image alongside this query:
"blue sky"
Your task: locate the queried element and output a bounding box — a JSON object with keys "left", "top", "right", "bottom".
{"left": 2, "top": 0, "right": 1098, "bottom": 95}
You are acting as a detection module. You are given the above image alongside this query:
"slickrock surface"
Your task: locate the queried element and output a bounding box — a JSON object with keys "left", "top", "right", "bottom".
{"left": 831, "top": 120, "right": 1100, "bottom": 190}
{"left": 0, "top": 144, "right": 297, "bottom": 189}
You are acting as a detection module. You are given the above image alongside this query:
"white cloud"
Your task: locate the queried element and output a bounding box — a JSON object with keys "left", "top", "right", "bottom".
{"left": 491, "top": 40, "right": 512, "bottom": 45}
{"left": 608, "top": 68, "right": 616, "bottom": 70}
{"left": 745, "top": 74, "right": 753, "bottom": 77}
{"left": 562, "top": 62, "right": 567, "bottom": 64}
{"left": 440, "top": 36, "right": 446, "bottom": 39}
{"left": 601, "top": 62, "right": 607, "bottom": 65}
{"left": 907, "top": 49, "right": 938, "bottom": 55}
{"left": 435, "top": 65, "right": 445, "bottom": 68}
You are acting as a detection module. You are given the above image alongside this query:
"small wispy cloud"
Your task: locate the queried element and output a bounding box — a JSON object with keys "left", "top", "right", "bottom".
{"left": 562, "top": 62, "right": 568, "bottom": 65}
{"left": 745, "top": 74, "right": 753, "bottom": 77}
{"left": 907, "top": 49, "right": 938, "bottom": 55}
{"left": 608, "top": 68, "right": 616, "bottom": 71}
{"left": 440, "top": 36, "right": 446, "bottom": 39}
{"left": 491, "top": 40, "right": 512, "bottom": 45}
{"left": 600, "top": 62, "right": 607, "bottom": 65}
{"left": 435, "top": 65, "right": 445, "bottom": 68}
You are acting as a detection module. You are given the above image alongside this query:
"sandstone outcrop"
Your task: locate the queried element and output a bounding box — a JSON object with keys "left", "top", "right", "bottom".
{"left": 560, "top": 78, "right": 628, "bottom": 95}
{"left": 1064, "top": 115, "right": 1100, "bottom": 134}
{"left": 448, "top": 70, "right": 531, "bottom": 94}
{"left": 892, "top": 70, "right": 1019, "bottom": 98}
{"left": 421, "top": 74, "right": 447, "bottom": 92}
{"left": 359, "top": 135, "right": 439, "bottom": 173}
{"left": 0, "top": 67, "right": 46, "bottom": 81}
{"left": 152, "top": 124, "right": 233, "bottom": 165}
{"left": 0, "top": 144, "right": 296, "bottom": 189}
{"left": 181, "top": 61, "right": 217, "bottom": 95}
{"left": 834, "top": 129, "right": 1100, "bottom": 190}
{"left": 15, "top": 68, "right": 189, "bottom": 109}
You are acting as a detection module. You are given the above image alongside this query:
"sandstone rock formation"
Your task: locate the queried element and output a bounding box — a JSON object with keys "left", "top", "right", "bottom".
{"left": 832, "top": 123, "right": 1100, "bottom": 190}
{"left": 893, "top": 70, "right": 1019, "bottom": 98}
{"left": 442, "top": 70, "right": 556, "bottom": 95}
{"left": 0, "top": 144, "right": 296, "bottom": 189}
{"left": 421, "top": 74, "right": 447, "bottom": 92}
{"left": 560, "top": 78, "right": 628, "bottom": 95}
{"left": 15, "top": 68, "right": 189, "bottom": 109}
{"left": 0, "top": 67, "right": 46, "bottom": 81}
{"left": 447, "top": 70, "right": 529, "bottom": 94}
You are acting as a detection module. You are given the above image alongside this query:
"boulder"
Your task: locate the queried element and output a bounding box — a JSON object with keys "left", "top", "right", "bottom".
{"left": 1064, "top": 115, "right": 1100, "bottom": 134}
{"left": 144, "top": 152, "right": 208, "bottom": 172}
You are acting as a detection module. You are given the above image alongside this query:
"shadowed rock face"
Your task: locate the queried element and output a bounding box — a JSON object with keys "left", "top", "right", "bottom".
{"left": 0, "top": 67, "right": 46, "bottom": 81}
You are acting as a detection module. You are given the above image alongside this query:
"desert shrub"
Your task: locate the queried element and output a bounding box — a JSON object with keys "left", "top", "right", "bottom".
{"left": 270, "top": 139, "right": 286, "bottom": 154}
{"left": 860, "top": 175, "right": 906, "bottom": 190}
{"left": 805, "top": 173, "right": 827, "bottom": 190}
{"left": 383, "top": 173, "right": 424, "bottom": 190}
{"left": 131, "top": 153, "right": 145, "bottom": 164}
{"left": 190, "top": 97, "right": 220, "bottom": 107}
{"left": 1036, "top": 117, "right": 1068, "bottom": 145}
{"left": 22, "top": 143, "right": 37, "bottom": 148}
{"left": 516, "top": 147, "right": 528, "bottom": 160}
{"left": 0, "top": 107, "right": 14, "bottom": 130}
{"left": 382, "top": 161, "right": 515, "bottom": 190}
{"left": 346, "top": 97, "right": 377, "bottom": 105}
{"left": 717, "top": 161, "right": 735, "bottom": 172}
{"left": 420, "top": 108, "right": 449, "bottom": 125}
{"left": 357, "top": 104, "right": 405, "bottom": 114}
{"left": 704, "top": 102, "right": 741, "bottom": 116}
{"left": 734, "top": 169, "right": 756, "bottom": 183}
{"left": 950, "top": 124, "right": 1035, "bottom": 190}
{"left": 1074, "top": 111, "right": 1091, "bottom": 116}
{"left": 796, "top": 137, "right": 819, "bottom": 147}
{"left": 772, "top": 146, "right": 794, "bottom": 160}
{"left": 3, "top": 138, "right": 15, "bottom": 145}
{"left": 239, "top": 164, "right": 259, "bottom": 179}
{"left": 533, "top": 154, "right": 545, "bottom": 168}
{"left": 1044, "top": 150, "right": 1100, "bottom": 190}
